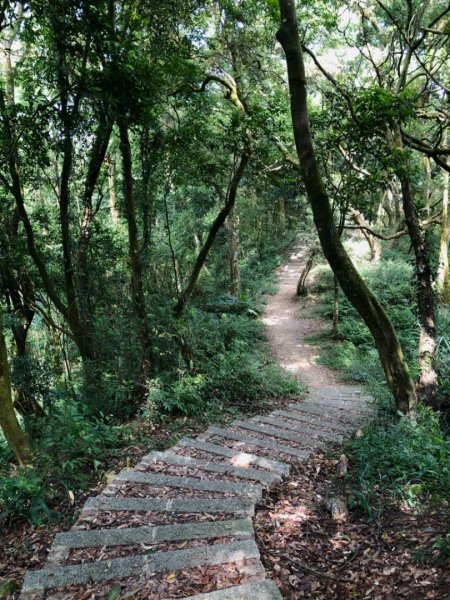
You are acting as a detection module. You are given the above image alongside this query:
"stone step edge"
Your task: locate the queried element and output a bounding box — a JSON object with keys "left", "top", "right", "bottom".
{"left": 252, "top": 415, "right": 343, "bottom": 442}
{"left": 231, "top": 420, "right": 323, "bottom": 448}
{"left": 54, "top": 518, "right": 253, "bottom": 549}
{"left": 21, "top": 539, "right": 261, "bottom": 594}
{"left": 206, "top": 427, "right": 310, "bottom": 459}
{"left": 184, "top": 579, "right": 282, "bottom": 599}
{"left": 83, "top": 495, "right": 256, "bottom": 516}
{"left": 140, "top": 450, "right": 278, "bottom": 485}
{"left": 115, "top": 469, "right": 262, "bottom": 499}
{"left": 304, "top": 397, "right": 372, "bottom": 413}
{"left": 309, "top": 385, "right": 370, "bottom": 396}
{"left": 288, "top": 402, "right": 363, "bottom": 422}
{"left": 272, "top": 409, "right": 351, "bottom": 433}
{"left": 178, "top": 437, "right": 289, "bottom": 476}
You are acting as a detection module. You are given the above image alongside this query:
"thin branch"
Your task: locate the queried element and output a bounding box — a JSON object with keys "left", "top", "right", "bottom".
{"left": 345, "top": 212, "right": 441, "bottom": 240}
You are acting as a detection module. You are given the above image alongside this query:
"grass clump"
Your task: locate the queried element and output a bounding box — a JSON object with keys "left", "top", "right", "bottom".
{"left": 347, "top": 407, "right": 450, "bottom": 514}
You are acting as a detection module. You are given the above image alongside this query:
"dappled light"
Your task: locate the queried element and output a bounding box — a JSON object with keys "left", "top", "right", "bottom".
{"left": 1, "top": 0, "right": 449, "bottom": 597}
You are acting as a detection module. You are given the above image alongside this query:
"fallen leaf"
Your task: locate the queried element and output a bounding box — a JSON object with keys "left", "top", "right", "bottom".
{"left": 107, "top": 584, "right": 121, "bottom": 600}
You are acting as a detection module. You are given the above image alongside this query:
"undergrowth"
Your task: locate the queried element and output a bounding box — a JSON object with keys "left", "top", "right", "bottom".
{"left": 347, "top": 407, "right": 450, "bottom": 516}
{"left": 0, "top": 404, "right": 123, "bottom": 524}
{"left": 1, "top": 237, "right": 303, "bottom": 525}
{"left": 307, "top": 247, "right": 450, "bottom": 556}
{"left": 147, "top": 310, "right": 302, "bottom": 417}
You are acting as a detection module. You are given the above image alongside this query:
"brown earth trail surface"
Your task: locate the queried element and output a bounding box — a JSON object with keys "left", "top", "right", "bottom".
{"left": 263, "top": 246, "right": 338, "bottom": 388}
{"left": 19, "top": 248, "right": 373, "bottom": 600}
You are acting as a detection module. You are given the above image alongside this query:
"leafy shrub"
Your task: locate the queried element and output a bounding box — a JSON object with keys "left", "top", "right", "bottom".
{"left": 205, "top": 294, "right": 261, "bottom": 317}
{"left": 436, "top": 306, "right": 450, "bottom": 399}
{"left": 314, "top": 256, "right": 420, "bottom": 388}
{"left": 147, "top": 310, "right": 303, "bottom": 417}
{"left": 0, "top": 467, "right": 49, "bottom": 524}
{"left": 0, "top": 402, "right": 121, "bottom": 524}
{"left": 347, "top": 407, "right": 450, "bottom": 508}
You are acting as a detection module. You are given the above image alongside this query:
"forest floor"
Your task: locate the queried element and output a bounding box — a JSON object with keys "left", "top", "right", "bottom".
{"left": 256, "top": 246, "right": 450, "bottom": 599}
{"left": 2, "top": 246, "right": 449, "bottom": 599}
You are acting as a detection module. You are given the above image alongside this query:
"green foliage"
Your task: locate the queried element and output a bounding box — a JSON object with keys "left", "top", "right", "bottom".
{"left": 313, "top": 258, "right": 419, "bottom": 382}
{"left": 354, "top": 87, "right": 415, "bottom": 129}
{"left": 0, "top": 403, "right": 121, "bottom": 524}
{"left": 147, "top": 310, "right": 303, "bottom": 417}
{"left": 0, "top": 467, "right": 50, "bottom": 525}
{"left": 433, "top": 534, "right": 450, "bottom": 562}
{"left": 347, "top": 407, "right": 450, "bottom": 509}
{"left": 205, "top": 294, "right": 261, "bottom": 317}
{"left": 309, "top": 244, "right": 450, "bottom": 528}
{"left": 436, "top": 306, "right": 450, "bottom": 398}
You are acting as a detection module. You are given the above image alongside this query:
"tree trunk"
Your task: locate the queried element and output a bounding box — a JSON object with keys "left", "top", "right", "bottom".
{"left": 0, "top": 310, "right": 31, "bottom": 466}
{"left": 423, "top": 155, "right": 432, "bottom": 217}
{"left": 382, "top": 189, "right": 395, "bottom": 228}
{"left": 350, "top": 209, "right": 381, "bottom": 262}
{"left": 106, "top": 152, "right": 120, "bottom": 226}
{"left": 163, "top": 188, "right": 181, "bottom": 296}
{"left": 437, "top": 155, "right": 450, "bottom": 304}
{"left": 278, "top": 197, "right": 286, "bottom": 233}
{"left": 118, "top": 119, "right": 152, "bottom": 389}
{"left": 0, "top": 90, "right": 95, "bottom": 368}
{"left": 296, "top": 249, "right": 315, "bottom": 296}
{"left": 76, "top": 117, "right": 113, "bottom": 326}
{"left": 398, "top": 172, "right": 438, "bottom": 404}
{"left": 228, "top": 207, "right": 241, "bottom": 296}
{"left": 139, "top": 130, "right": 154, "bottom": 258}
{"left": 173, "top": 142, "right": 251, "bottom": 318}
{"left": 54, "top": 27, "right": 97, "bottom": 365}
{"left": 277, "top": 0, "right": 417, "bottom": 414}
{"left": 9, "top": 279, "right": 43, "bottom": 417}
{"left": 332, "top": 274, "right": 340, "bottom": 334}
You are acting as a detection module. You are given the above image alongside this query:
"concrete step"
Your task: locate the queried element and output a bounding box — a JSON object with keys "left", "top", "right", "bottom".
{"left": 310, "top": 385, "right": 365, "bottom": 395}
{"left": 54, "top": 518, "right": 253, "bottom": 549}
{"left": 232, "top": 420, "right": 323, "bottom": 448}
{"left": 141, "top": 450, "right": 278, "bottom": 485}
{"left": 272, "top": 409, "right": 351, "bottom": 433}
{"left": 115, "top": 470, "right": 262, "bottom": 499}
{"left": 206, "top": 427, "right": 310, "bottom": 460}
{"left": 252, "top": 415, "right": 343, "bottom": 443}
{"left": 288, "top": 402, "right": 363, "bottom": 422}
{"left": 84, "top": 495, "right": 256, "bottom": 516}
{"left": 178, "top": 438, "right": 289, "bottom": 477}
{"left": 22, "top": 539, "right": 261, "bottom": 594}
{"left": 311, "top": 385, "right": 367, "bottom": 397}
{"left": 305, "top": 396, "right": 372, "bottom": 413}
{"left": 185, "top": 580, "right": 282, "bottom": 599}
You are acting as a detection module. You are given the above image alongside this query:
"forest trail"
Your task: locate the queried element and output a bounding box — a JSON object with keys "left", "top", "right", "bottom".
{"left": 264, "top": 246, "right": 339, "bottom": 388}
{"left": 19, "top": 248, "right": 373, "bottom": 600}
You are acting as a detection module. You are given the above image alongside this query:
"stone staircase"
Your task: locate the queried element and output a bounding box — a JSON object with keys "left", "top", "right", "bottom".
{"left": 20, "top": 386, "right": 372, "bottom": 599}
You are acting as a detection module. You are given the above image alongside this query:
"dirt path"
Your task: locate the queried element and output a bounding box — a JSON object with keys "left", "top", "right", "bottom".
{"left": 263, "top": 246, "right": 338, "bottom": 389}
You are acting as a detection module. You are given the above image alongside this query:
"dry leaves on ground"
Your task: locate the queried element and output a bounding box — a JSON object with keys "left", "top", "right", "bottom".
{"left": 255, "top": 454, "right": 450, "bottom": 599}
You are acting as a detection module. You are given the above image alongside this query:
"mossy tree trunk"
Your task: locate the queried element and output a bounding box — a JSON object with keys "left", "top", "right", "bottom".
{"left": 227, "top": 207, "right": 241, "bottom": 296}
{"left": 350, "top": 209, "right": 381, "bottom": 262}
{"left": 0, "top": 310, "right": 31, "bottom": 466}
{"left": 118, "top": 119, "right": 152, "bottom": 392}
{"left": 437, "top": 154, "right": 450, "bottom": 304}
{"left": 399, "top": 173, "right": 438, "bottom": 405}
{"left": 277, "top": 0, "right": 417, "bottom": 414}
{"left": 296, "top": 249, "right": 315, "bottom": 296}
